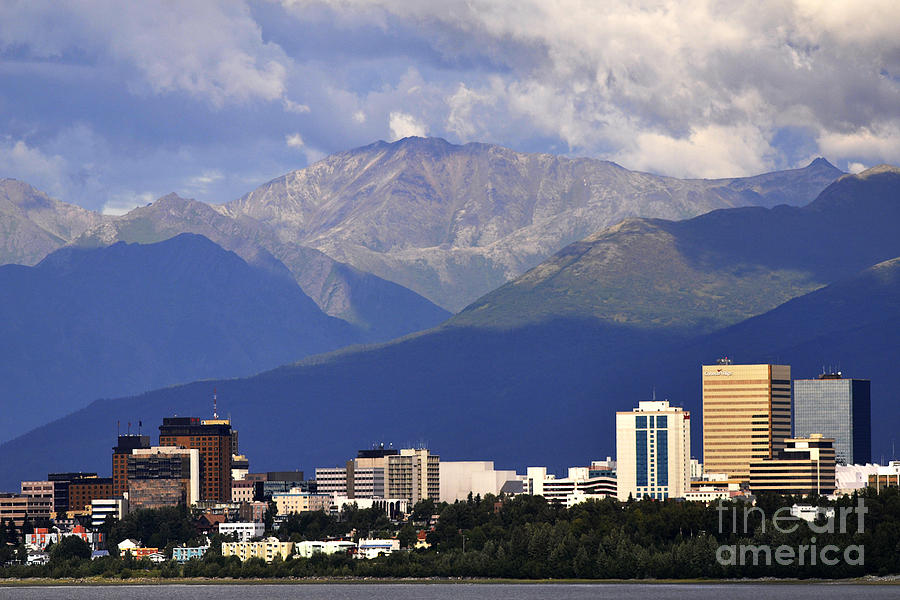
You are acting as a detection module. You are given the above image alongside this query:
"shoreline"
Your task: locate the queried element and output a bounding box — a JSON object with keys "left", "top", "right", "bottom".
{"left": 1, "top": 575, "right": 898, "bottom": 586}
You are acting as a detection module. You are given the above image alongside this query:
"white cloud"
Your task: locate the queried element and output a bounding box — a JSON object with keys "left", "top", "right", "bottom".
{"left": 613, "top": 124, "right": 774, "bottom": 179}
{"left": 0, "top": 138, "right": 68, "bottom": 198}
{"left": 283, "top": 98, "right": 311, "bottom": 113}
{"left": 102, "top": 192, "right": 155, "bottom": 216}
{"left": 817, "top": 125, "right": 900, "bottom": 167}
{"left": 0, "top": 1, "right": 292, "bottom": 108}
{"left": 286, "top": 133, "right": 305, "bottom": 148}
{"left": 388, "top": 111, "right": 427, "bottom": 140}
{"left": 353, "top": 110, "right": 367, "bottom": 124}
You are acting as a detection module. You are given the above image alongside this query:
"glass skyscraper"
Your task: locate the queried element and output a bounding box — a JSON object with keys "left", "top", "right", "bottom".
{"left": 793, "top": 374, "right": 871, "bottom": 465}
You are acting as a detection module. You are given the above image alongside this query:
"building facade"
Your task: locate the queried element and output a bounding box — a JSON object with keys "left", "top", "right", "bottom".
{"left": 793, "top": 374, "right": 871, "bottom": 465}
{"left": 128, "top": 446, "right": 200, "bottom": 507}
{"left": 272, "top": 490, "right": 332, "bottom": 515}
{"left": 20, "top": 481, "right": 54, "bottom": 522}
{"left": 158, "top": 417, "right": 233, "bottom": 503}
{"left": 525, "top": 464, "right": 618, "bottom": 507}
{"left": 749, "top": 434, "right": 837, "bottom": 496}
{"left": 616, "top": 400, "right": 691, "bottom": 501}
{"left": 702, "top": 362, "right": 792, "bottom": 482}
{"left": 218, "top": 522, "right": 265, "bottom": 541}
{"left": 439, "top": 461, "right": 523, "bottom": 503}
{"left": 112, "top": 434, "right": 150, "bottom": 497}
{"left": 68, "top": 476, "right": 113, "bottom": 513}
{"left": 222, "top": 538, "right": 294, "bottom": 563}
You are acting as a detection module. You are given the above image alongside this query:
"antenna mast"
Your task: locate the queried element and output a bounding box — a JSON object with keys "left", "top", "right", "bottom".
{"left": 213, "top": 388, "right": 218, "bottom": 419}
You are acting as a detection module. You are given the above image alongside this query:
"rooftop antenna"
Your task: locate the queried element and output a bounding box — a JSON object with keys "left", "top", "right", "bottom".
{"left": 652, "top": 387, "right": 657, "bottom": 401}
{"left": 213, "top": 388, "right": 218, "bottom": 419}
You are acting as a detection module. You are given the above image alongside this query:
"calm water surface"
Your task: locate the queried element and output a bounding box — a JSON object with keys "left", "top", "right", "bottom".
{"left": 0, "top": 583, "right": 897, "bottom": 599}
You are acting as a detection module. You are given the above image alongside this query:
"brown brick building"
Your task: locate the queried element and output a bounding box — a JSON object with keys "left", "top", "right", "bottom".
{"left": 112, "top": 434, "right": 151, "bottom": 497}
{"left": 158, "top": 417, "right": 232, "bottom": 503}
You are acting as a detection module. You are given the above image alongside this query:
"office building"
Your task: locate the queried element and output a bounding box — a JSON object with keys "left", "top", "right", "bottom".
{"left": 794, "top": 373, "right": 871, "bottom": 465}
{"left": 68, "top": 476, "right": 113, "bottom": 513}
{"left": 387, "top": 448, "right": 439, "bottom": 503}
{"left": 616, "top": 400, "right": 691, "bottom": 500}
{"left": 20, "top": 481, "right": 54, "bottom": 522}
{"left": 525, "top": 464, "right": 617, "bottom": 507}
{"left": 127, "top": 446, "right": 200, "bottom": 509}
{"left": 47, "top": 472, "right": 97, "bottom": 515}
{"left": 158, "top": 417, "right": 233, "bottom": 503}
{"left": 702, "top": 361, "right": 791, "bottom": 482}
{"left": 749, "top": 434, "right": 837, "bottom": 496}
{"left": 0, "top": 493, "right": 28, "bottom": 532}
{"left": 439, "top": 461, "right": 523, "bottom": 502}
{"left": 316, "top": 446, "right": 439, "bottom": 504}
{"left": 112, "top": 434, "right": 151, "bottom": 497}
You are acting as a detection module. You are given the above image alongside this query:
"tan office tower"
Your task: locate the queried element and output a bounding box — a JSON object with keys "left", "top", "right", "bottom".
{"left": 702, "top": 361, "right": 791, "bottom": 483}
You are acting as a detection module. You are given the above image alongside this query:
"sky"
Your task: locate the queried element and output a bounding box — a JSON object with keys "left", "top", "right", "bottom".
{"left": 2, "top": 0, "right": 900, "bottom": 215}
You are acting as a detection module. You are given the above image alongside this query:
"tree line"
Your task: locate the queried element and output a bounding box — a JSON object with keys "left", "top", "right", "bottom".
{"left": 1, "top": 487, "right": 898, "bottom": 579}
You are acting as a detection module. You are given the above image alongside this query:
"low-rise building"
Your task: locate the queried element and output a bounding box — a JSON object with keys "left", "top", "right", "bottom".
{"left": 356, "top": 538, "right": 400, "bottom": 559}
{"left": 294, "top": 540, "right": 356, "bottom": 558}
{"left": 749, "top": 435, "right": 837, "bottom": 496}
{"left": 272, "top": 490, "right": 332, "bottom": 515}
{"left": 173, "top": 544, "right": 209, "bottom": 563}
{"left": 218, "top": 522, "right": 265, "bottom": 541}
{"left": 91, "top": 498, "right": 127, "bottom": 529}
{"left": 222, "top": 538, "right": 294, "bottom": 563}
{"left": 117, "top": 538, "right": 160, "bottom": 559}
{"left": 790, "top": 504, "right": 836, "bottom": 523}
{"left": 524, "top": 464, "right": 617, "bottom": 507}
{"left": 868, "top": 461, "right": 900, "bottom": 491}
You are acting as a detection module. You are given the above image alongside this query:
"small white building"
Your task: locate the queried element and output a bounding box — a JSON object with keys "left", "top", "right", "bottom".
{"left": 218, "top": 522, "right": 265, "bottom": 542}
{"left": 294, "top": 540, "right": 356, "bottom": 558}
{"left": 356, "top": 538, "right": 400, "bottom": 559}
{"left": 790, "top": 504, "right": 836, "bottom": 522}
{"left": 524, "top": 463, "right": 617, "bottom": 507}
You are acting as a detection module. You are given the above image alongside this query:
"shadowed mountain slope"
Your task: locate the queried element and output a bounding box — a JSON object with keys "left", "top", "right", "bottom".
{"left": 0, "top": 233, "right": 360, "bottom": 442}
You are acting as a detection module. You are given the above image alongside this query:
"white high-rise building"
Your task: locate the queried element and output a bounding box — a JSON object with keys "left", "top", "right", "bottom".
{"left": 616, "top": 400, "right": 690, "bottom": 501}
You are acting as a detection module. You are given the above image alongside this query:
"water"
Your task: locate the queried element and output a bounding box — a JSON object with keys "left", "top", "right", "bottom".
{"left": 0, "top": 583, "right": 897, "bottom": 600}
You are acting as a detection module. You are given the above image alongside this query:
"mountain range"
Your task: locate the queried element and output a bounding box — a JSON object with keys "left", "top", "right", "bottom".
{"left": 223, "top": 137, "right": 843, "bottom": 311}
{"left": 1, "top": 165, "right": 896, "bottom": 488}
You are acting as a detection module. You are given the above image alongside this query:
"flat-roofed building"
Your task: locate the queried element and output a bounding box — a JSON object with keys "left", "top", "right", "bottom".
{"left": 68, "top": 477, "right": 113, "bottom": 513}
{"left": 702, "top": 361, "right": 791, "bottom": 483}
{"left": 272, "top": 490, "right": 332, "bottom": 515}
{"left": 218, "top": 521, "right": 265, "bottom": 541}
{"left": 222, "top": 538, "right": 293, "bottom": 563}
{"left": 749, "top": 434, "right": 836, "bottom": 496}
{"left": 794, "top": 373, "right": 871, "bottom": 466}
{"left": 439, "top": 461, "right": 523, "bottom": 503}
{"left": 158, "top": 417, "right": 232, "bottom": 503}
{"left": 91, "top": 498, "right": 127, "bottom": 528}
{"left": 47, "top": 472, "right": 97, "bottom": 516}
{"left": 0, "top": 493, "right": 28, "bottom": 532}
{"left": 128, "top": 446, "right": 200, "bottom": 508}
{"left": 20, "top": 481, "right": 54, "bottom": 522}
{"left": 617, "top": 400, "right": 690, "bottom": 501}
{"left": 525, "top": 464, "right": 618, "bottom": 507}
{"left": 112, "top": 435, "right": 150, "bottom": 498}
